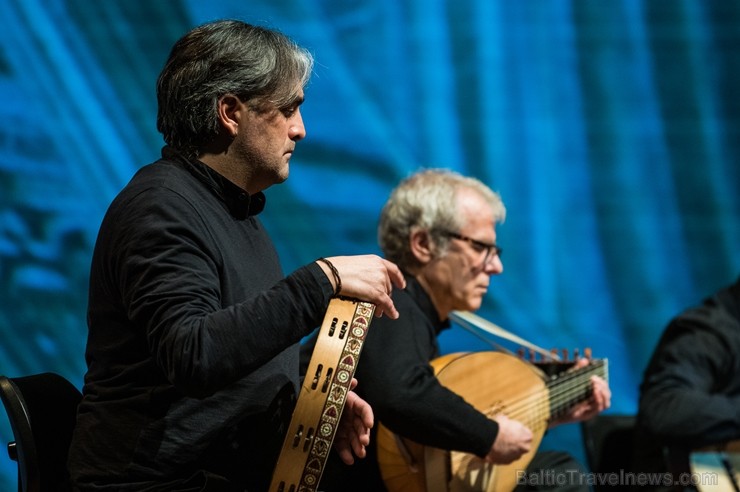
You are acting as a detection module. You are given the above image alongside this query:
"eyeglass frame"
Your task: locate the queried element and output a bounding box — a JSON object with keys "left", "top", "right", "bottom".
{"left": 442, "top": 231, "right": 502, "bottom": 265}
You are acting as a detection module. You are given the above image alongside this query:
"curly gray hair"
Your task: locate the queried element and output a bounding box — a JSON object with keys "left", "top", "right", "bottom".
{"left": 378, "top": 169, "right": 506, "bottom": 270}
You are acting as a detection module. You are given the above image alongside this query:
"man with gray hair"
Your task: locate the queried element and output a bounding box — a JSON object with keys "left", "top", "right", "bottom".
{"left": 67, "top": 20, "right": 405, "bottom": 491}
{"left": 309, "top": 168, "right": 610, "bottom": 491}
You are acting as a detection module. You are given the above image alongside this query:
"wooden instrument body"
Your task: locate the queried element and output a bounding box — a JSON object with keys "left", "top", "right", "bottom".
{"left": 269, "top": 298, "right": 375, "bottom": 492}
{"left": 378, "top": 350, "right": 607, "bottom": 492}
{"left": 377, "top": 351, "right": 550, "bottom": 492}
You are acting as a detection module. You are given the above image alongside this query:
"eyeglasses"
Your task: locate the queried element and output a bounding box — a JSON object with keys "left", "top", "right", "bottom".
{"left": 444, "top": 231, "right": 502, "bottom": 265}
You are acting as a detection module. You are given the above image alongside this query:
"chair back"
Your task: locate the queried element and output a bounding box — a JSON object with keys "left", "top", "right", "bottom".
{"left": 0, "top": 373, "right": 82, "bottom": 492}
{"left": 581, "top": 414, "right": 637, "bottom": 491}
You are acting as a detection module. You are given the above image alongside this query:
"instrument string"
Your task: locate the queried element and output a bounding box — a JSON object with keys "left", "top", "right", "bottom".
{"left": 482, "top": 362, "right": 607, "bottom": 428}
{"left": 548, "top": 363, "right": 604, "bottom": 417}
{"left": 447, "top": 312, "right": 609, "bottom": 433}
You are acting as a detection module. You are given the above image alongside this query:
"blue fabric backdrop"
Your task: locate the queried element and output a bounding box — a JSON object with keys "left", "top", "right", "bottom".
{"left": 1, "top": 0, "right": 739, "bottom": 487}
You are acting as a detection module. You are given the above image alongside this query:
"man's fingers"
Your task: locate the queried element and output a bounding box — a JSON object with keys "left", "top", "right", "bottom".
{"left": 383, "top": 259, "right": 406, "bottom": 291}
{"left": 373, "top": 292, "right": 399, "bottom": 319}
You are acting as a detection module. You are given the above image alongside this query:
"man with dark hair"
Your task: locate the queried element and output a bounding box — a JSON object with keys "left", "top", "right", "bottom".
{"left": 67, "top": 20, "right": 405, "bottom": 491}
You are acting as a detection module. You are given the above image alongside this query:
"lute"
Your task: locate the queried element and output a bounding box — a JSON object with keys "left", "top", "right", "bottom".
{"left": 377, "top": 350, "right": 608, "bottom": 492}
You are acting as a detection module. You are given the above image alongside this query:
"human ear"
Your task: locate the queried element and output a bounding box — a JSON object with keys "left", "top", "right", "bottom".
{"left": 409, "top": 228, "right": 434, "bottom": 264}
{"left": 216, "top": 94, "right": 242, "bottom": 138}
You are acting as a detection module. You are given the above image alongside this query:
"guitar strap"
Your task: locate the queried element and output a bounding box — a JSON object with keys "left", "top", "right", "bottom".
{"left": 269, "top": 298, "right": 376, "bottom": 492}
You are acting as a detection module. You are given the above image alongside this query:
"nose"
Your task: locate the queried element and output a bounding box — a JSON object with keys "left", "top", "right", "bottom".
{"left": 289, "top": 108, "right": 306, "bottom": 141}
{"left": 484, "top": 254, "right": 503, "bottom": 275}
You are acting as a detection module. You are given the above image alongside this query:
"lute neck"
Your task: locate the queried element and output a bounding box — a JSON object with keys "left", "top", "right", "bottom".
{"left": 547, "top": 359, "right": 608, "bottom": 420}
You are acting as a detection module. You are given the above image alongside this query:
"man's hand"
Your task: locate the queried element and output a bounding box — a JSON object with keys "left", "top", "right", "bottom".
{"left": 333, "top": 379, "right": 374, "bottom": 465}
{"left": 549, "top": 358, "right": 612, "bottom": 427}
{"left": 485, "top": 414, "right": 532, "bottom": 464}
{"left": 318, "top": 255, "right": 406, "bottom": 319}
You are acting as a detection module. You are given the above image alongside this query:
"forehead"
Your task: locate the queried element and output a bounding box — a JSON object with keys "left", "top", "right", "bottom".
{"left": 456, "top": 188, "right": 496, "bottom": 234}
{"left": 456, "top": 187, "right": 493, "bottom": 216}
{"left": 282, "top": 85, "right": 305, "bottom": 105}
{"left": 251, "top": 85, "right": 304, "bottom": 110}
{"left": 287, "top": 85, "right": 304, "bottom": 100}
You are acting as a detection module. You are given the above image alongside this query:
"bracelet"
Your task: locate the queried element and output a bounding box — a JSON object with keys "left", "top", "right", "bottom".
{"left": 317, "top": 257, "right": 342, "bottom": 296}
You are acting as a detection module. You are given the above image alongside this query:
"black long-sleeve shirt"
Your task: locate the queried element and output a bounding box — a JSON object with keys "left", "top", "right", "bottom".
{"left": 356, "top": 275, "right": 499, "bottom": 453}
{"left": 638, "top": 277, "right": 740, "bottom": 449}
{"left": 68, "top": 147, "right": 334, "bottom": 491}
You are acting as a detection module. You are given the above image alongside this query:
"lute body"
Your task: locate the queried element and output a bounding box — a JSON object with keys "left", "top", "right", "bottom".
{"left": 377, "top": 351, "right": 608, "bottom": 492}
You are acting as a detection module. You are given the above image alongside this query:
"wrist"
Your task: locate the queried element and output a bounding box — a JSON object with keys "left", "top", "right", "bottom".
{"left": 316, "top": 257, "right": 342, "bottom": 296}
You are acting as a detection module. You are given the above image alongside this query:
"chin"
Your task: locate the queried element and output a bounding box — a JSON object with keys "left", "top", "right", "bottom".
{"left": 275, "top": 167, "right": 289, "bottom": 184}
{"left": 463, "top": 298, "right": 483, "bottom": 312}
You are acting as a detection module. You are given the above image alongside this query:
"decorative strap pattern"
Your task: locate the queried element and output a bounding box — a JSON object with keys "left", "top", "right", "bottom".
{"left": 269, "top": 298, "right": 376, "bottom": 492}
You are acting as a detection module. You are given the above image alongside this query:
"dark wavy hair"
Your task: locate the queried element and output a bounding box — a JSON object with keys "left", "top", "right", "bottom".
{"left": 156, "top": 20, "right": 314, "bottom": 159}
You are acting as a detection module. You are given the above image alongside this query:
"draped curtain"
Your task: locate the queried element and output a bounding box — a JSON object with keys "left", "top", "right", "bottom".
{"left": 1, "top": 0, "right": 738, "bottom": 485}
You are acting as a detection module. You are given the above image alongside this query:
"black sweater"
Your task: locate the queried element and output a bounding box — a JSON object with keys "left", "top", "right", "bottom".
{"left": 68, "top": 147, "right": 334, "bottom": 491}
{"left": 638, "top": 277, "right": 740, "bottom": 448}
